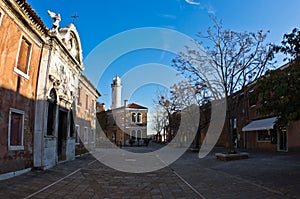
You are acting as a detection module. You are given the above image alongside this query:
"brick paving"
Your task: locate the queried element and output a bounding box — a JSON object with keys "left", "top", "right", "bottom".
{"left": 0, "top": 143, "right": 299, "bottom": 199}
{"left": 170, "top": 148, "right": 300, "bottom": 199}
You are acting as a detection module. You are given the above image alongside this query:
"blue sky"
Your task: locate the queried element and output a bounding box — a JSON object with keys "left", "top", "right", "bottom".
{"left": 28, "top": 0, "right": 300, "bottom": 110}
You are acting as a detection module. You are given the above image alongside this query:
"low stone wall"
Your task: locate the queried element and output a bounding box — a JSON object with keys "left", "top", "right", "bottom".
{"left": 215, "top": 152, "right": 249, "bottom": 161}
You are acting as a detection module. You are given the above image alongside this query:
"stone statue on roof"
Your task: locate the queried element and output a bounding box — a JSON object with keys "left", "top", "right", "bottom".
{"left": 47, "top": 10, "right": 61, "bottom": 30}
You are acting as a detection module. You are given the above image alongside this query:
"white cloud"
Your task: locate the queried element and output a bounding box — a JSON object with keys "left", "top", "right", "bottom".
{"left": 185, "top": 0, "right": 200, "bottom": 5}
{"left": 162, "top": 14, "right": 177, "bottom": 20}
{"left": 207, "top": 4, "right": 216, "bottom": 15}
{"left": 162, "top": 25, "right": 176, "bottom": 30}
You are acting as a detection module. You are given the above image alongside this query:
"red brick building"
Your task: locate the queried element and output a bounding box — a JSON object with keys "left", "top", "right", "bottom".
{"left": 236, "top": 81, "right": 300, "bottom": 152}
{"left": 194, "top": 64, "right": 300, "bottom": 152}
{"left": 97, "top": 101, "right": 148, "bottom": 146}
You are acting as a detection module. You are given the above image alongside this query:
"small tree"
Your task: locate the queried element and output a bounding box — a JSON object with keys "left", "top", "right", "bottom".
{"left": 169, "top": 81, "right": 208, "bottom": 148}
{"left": 172, "top": 18, "right": 274, "bottom": 152}
{"left": 256, "top": 28, "right": 300, "bottom": 125}
{"left": 154, "top": 88, "right": 178, "bottom": 142}
{"left": 151, "top": 105, "right": 166, "bottom": 142}
{"left": 155, "top": 81, "right": 205, "bottom": 142}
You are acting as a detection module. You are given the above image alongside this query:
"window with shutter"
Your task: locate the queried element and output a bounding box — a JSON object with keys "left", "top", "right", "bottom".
{"left": 85, "top": 94, "right": 89, "bottom": 111}
{"left": 14, "top": 37, "right": 32, "bottom": 79}
{"left": 8, "top": 108, "right": 24, "bottom": 150}
{"left": 77, "top": 87, "right": 81, "bottom": 106}
{"left": 0, "top": 11, "right": 4, "bottom": 26}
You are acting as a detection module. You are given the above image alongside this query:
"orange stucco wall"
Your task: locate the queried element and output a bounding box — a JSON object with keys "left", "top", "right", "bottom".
{"left": 0, "top": 11, "right": 42, "bottom": 173}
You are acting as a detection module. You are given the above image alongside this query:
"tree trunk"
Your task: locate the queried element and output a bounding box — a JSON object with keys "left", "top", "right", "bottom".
{"left": 226, "top": 102, "right": 236, "bottom": 153}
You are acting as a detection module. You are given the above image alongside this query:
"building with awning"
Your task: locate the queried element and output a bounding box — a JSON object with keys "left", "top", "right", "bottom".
{"left": 240, "top": 115, "right": 295, "bottom": 151}
{"left": 195, "top": 62, "right": 300, "bottom": 152}
{"left": 241, "top": 117, "right": 281, "bottom": 151}
{"left": 242, "top": 117, "right": 277, "bottom": 132}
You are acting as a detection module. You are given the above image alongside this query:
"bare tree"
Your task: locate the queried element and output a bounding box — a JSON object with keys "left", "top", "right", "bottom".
{"left": 170, "top": 80, "right": 208, "bottom": 108}
{"left": 154, "top": 88, "right": 176, "bottom": 142}
{"left": 173, "top": 18, "right": 274, "bottom": 152}
{"left": 169, "top": 81, "right": 210, "bottom": 148}
{"left": 150, "top": 105, "right": 166, "bottom": 142}
{"left": 154, "top": 80, "right": 208, "bottom": 145}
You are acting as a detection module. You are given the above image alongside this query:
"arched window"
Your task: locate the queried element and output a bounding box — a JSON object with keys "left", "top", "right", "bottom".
{"left": 131, "top": 113, "right": 136, "bottom": 123}
{"left": 49, "top": 88, "right": 57, "bottom": 103}
{"left": 137, "top": 130, "right": 142, "bottom": 140}
{"left": 47, "top": 89, "right": 57, "bottom": 136}
{"left": 137, "top": 113, "right": 142, "bottom": 123}
{"left": 131, "top": 130, "right": 136, "bottom": 139}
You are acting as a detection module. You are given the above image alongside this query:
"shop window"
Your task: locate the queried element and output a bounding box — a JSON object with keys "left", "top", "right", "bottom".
{"left": 257, "top": 130, "right": 271, "bottom": 142}
{"left": 14, "top": 36, "right": 32, "bottom": 79}
{"left": 8, "top": 108, "right": 24, "bottom": 150}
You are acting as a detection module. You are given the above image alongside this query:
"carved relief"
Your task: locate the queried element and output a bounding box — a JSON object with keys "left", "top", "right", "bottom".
{"left": 48, "top": 62, "right": 76, "bottom": 109}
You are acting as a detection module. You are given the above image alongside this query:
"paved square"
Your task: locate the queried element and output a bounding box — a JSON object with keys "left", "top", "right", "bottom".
{"left": 0, "top": 143, "right": 299, "bottom": 199}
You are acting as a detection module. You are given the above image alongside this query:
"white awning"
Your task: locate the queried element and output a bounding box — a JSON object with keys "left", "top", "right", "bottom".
{"left": 242, "top": 117, "right": 277, "bottom": 132}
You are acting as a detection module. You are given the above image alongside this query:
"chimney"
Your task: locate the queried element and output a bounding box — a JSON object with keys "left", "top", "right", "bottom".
{"left": 124, "top": 100, "right": 128, "bottom": 107}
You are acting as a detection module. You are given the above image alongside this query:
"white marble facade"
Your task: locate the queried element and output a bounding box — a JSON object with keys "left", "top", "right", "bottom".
{"left": 34, "top": 23, "right": 84, "bottom": 169}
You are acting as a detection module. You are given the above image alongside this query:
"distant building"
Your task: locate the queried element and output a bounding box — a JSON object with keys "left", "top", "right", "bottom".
{"left": 0, "top": 0, "right": 48, "bottom": 174}
{"left": 75, "top": 74, "right": 100, "bottom": 155}
{"left": 193, "top": 64, "right": 300, "bottom": 152}
{"left": 97, "top": 76, "right": 148, "bottom": 146}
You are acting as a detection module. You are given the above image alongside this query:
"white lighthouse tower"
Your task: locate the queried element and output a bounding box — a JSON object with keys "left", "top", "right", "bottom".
{"left": 111, "top": 75, "right": 122, "bottom": 109}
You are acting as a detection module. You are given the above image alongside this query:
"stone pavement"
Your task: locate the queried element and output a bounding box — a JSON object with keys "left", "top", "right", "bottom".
{"left": 0, "top": 143, "right": 300, "bottom": 199}
{"left": 170, "top": 148, "right": 300, "bottom": 199}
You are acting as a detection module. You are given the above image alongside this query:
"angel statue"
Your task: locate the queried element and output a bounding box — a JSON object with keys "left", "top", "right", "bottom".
{"left": 47, "top": 10, "right": 61, "bottom": 30}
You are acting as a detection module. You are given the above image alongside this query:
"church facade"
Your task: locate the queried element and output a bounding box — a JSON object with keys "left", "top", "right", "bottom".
{"left": 0, "top": 0, "right": 100, "bottom": 175}
{"left": 33, "top": 20, "right": 87, "bottom": 169}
